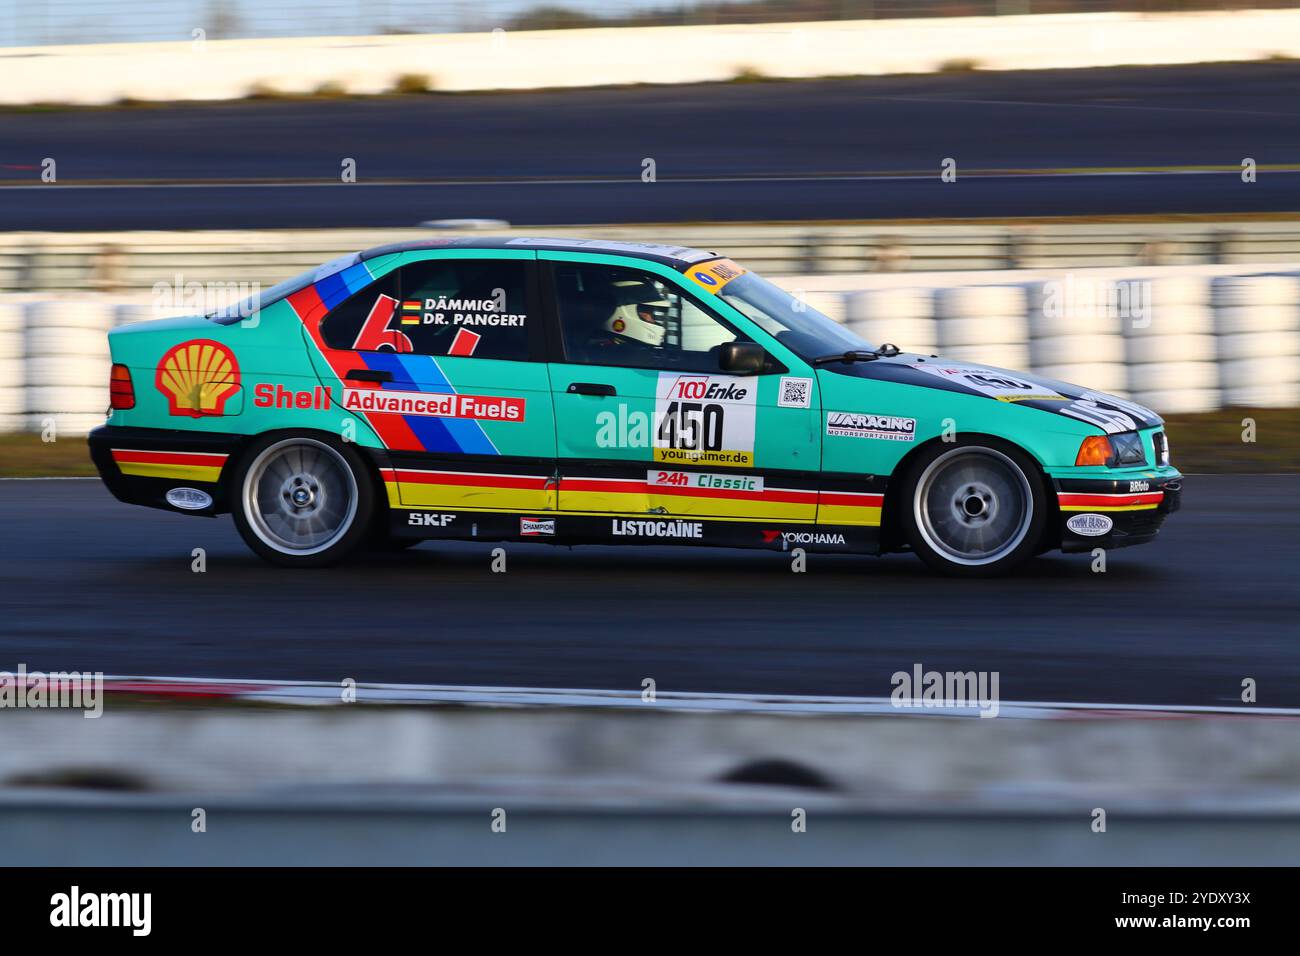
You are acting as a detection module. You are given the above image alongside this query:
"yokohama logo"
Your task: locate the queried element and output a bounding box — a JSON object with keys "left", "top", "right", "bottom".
{"left": 781, "top": 531, "right": 846, "bottom": 545}
{"left": 763, "top": 530, "right": 847, "bottom": 545}
{"left": 343, "top": 388, "right": 525, "bottom": 422}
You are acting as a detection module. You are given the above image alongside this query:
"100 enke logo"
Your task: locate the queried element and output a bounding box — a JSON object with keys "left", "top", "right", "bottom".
{"left": 651, "top": 373, "right": 757, "bottom": 467}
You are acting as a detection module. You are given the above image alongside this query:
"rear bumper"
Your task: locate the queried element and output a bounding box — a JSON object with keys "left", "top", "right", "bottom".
{"left": 88, "top": 425, "right": 246, "bottom": 516}
{"left": 1055, "top": 474, "right": 1182, "bottom": 553}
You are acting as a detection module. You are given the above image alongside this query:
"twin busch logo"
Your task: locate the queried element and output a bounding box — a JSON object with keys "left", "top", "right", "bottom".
{"left": 667, "top": 376, "right": 748, "bottom": 402}
{"left": 1066, "top": 513, "right": 1113, "bottom": 536}
{"left": 343, "top": 388, "right": 525, "bottom": 422}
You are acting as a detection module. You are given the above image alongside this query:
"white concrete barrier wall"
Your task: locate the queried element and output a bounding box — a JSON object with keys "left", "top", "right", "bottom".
{"left": 779, "top": 266, "right": 1300, "bottom": 414}
{"left": 2, "top": 266, "right": 1297, "bottom": 434}
{"left": 2, "top": 10, "right": 1300, "bottom": 105}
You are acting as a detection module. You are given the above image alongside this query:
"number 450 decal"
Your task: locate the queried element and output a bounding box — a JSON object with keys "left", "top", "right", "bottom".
{"left": 657, "top": 401, "right": 724, "bottom": 451}
{"left": 653, "top": 373, "right": 758, "bottom": 463}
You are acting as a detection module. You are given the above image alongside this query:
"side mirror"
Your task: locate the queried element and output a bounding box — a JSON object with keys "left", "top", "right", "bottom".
{"left": 718, "top": 340, "right": 766, "bottom": 375}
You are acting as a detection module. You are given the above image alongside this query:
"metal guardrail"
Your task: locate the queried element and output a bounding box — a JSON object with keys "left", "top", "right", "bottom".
{"left": 6, "top": 795, "right": 1300, "bottom": 865}
{"left": 3, "top": 222, "right": 1300, "bottom": 295}
{"left": 1, "top": 233, "right": 1297, "bottom": 432}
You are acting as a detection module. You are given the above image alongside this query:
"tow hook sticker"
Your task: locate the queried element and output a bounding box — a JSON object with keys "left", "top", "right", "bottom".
{"left": 165, "top": 487, "right": 213, "bottom": 510}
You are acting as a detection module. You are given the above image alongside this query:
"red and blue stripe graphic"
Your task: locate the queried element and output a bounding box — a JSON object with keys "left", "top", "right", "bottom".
{"left": 289, "top": 262, "right": 499, "bottom": 457}
{"left": 358, "top": 352, "right": 498, "bottom": 456}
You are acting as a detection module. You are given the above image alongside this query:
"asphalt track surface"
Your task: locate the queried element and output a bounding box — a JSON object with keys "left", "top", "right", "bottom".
{"left": 2, "top": 62, "right": 1300, "bottom": 228}
{"left": 1, "top": 474, "right": 1295, "bottom": 707}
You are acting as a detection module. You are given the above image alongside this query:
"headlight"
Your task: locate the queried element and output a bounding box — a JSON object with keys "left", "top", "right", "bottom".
{"left": 1109, "top": 431, "right": 1147, "bottom": 467}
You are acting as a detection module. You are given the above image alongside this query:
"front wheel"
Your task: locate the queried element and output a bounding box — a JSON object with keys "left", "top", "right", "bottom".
{"left": 901, "top": 439, "right": 1047, "bottom": 577}
{"left": 231, "top": 434, "right": 376, "bottom": 567}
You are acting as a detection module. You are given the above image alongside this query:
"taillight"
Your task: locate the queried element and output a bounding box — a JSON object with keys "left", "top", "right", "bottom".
{"left": 109, "top": 364, "right": 135, "bottom": 410}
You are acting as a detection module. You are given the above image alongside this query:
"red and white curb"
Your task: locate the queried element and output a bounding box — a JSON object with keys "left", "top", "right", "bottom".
{"left": 46, "top": 675, "right": 1300, "bottom": 719}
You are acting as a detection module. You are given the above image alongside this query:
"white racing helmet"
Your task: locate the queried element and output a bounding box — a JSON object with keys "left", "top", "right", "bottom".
{"left": 603, "top": 280, "right": 670, "bottom": 347}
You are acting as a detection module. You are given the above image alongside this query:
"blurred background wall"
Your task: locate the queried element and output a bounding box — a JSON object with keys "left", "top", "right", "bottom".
{"left": 2, "top": 0, "right": 1297, "bottom": 433}
{"left": 7, "top": 1, "right": 1296, "bottom": 46}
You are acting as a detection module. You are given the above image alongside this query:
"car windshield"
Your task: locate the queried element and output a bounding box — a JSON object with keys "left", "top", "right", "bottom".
{"left": 717, "top": 271, "right": 875, "bottom": 359}
{"left": 207, "top": 253, "right": 361, "bottom": 324}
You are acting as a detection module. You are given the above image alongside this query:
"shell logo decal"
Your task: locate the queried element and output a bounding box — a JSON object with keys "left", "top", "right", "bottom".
{"left": 155, "top": 339, "right": 241, "bottom": 417}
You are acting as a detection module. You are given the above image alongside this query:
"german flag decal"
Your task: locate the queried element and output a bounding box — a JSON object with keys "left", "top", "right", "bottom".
{"left": 1057, "top": 490, "right": 1164, "bottom": 512}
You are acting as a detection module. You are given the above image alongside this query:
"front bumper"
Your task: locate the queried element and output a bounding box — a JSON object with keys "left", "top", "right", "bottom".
{"left": 1054, "top": 473, "right": 1183, "bottom": 553}
{"left": 88, "top": 425, "right": 245, "bottom": 516}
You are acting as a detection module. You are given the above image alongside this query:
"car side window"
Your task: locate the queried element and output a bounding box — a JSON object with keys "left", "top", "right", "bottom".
{"left": 319, "top": 271, "right": 401, "bottom": 352}
{"left": 553, "top": 263, "right": 739, "bottom": 372}
{"left": 320, "top": 259, "right": 531, "bottom": 361}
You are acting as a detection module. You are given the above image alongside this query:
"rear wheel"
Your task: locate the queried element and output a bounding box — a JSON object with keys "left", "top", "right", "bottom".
{"left": 231, "top": 434, "right": 375, "bottom": 567}
{"left": 902, "top": 439, "right": 1047, "bottom": 577}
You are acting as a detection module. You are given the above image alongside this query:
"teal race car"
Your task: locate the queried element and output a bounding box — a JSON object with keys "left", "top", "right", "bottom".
{"left": 88, "top": 238, "right": 1182, "bottom": 575}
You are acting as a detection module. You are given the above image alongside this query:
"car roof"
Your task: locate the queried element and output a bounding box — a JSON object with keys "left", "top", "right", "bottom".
{"left": 358, "top": 236, "right": 721, "bottom": 270}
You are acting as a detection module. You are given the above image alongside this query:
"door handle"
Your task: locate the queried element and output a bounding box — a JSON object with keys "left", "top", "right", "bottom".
{"left": 567, "top": 382, "right": 616, "bottom": 397}
{"left": 346, "top": 369, "right": 393, "bottom": 383}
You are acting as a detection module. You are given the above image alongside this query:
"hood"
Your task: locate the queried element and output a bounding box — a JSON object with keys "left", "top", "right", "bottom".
{"left": 824, "top": 354, "right": 1163, "bottom": 433}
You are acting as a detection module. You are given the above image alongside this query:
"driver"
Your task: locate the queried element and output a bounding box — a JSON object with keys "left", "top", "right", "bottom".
{"left": 587, "top": 280, "right": 672, "bottom": 355}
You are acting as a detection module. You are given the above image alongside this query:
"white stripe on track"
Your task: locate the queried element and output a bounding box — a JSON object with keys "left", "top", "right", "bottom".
{"left": 94, "top": 675, "right": 1300, "bottom": 719}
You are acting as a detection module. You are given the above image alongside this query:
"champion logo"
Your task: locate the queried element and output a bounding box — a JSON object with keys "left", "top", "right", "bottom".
{"left": 520, "top": 517, "right": 555, "bottom": 536}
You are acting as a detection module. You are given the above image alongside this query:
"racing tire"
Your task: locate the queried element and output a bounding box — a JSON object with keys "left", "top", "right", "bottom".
{"left": 901, "top": 438, "right": 1048, "bottom": 577}
{"left": 231, "top": 433, "right": 375, "bottom": 568}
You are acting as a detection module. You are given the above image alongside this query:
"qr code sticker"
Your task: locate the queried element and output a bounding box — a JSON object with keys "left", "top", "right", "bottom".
{"left": 778, "top": 376, "right": 812, "bottom": 408}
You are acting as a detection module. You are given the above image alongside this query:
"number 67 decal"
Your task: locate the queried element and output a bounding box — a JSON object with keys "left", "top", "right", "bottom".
{"left": 351, "top": 295, "right": 414, "bottom": 353}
